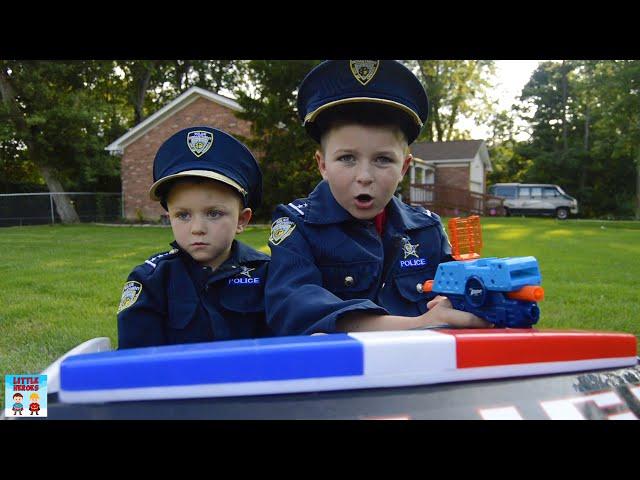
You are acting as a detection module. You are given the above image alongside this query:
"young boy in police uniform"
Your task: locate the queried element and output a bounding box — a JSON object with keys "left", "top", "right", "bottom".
{"left": 265, "top": 60, "right": 491, "bottom": 335}
{"left": 117, "top": 126, "right": 271, "bottom": 349}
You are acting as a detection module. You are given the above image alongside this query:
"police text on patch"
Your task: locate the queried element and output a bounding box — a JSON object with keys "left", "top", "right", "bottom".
{"left": 400, "top": 258, "right": 427, "bottom": 268}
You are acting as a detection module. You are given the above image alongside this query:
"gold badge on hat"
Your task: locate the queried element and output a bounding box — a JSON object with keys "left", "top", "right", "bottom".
{"left": 186, "top": 130, "right": 214, "bottom": 157}
{"left": 350, "top": 60, "right": 379, "bottom": 86}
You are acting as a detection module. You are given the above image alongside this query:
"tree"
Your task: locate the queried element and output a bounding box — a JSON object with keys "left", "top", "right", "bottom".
{"left": 0, "top": 61, "right": 123, "bottom": 222}
{"left": 117, "top": 60, "right": 247, "bottom": 127}
{"left": 587, "top": 61, "right": 640, "bottom": 219}
{"left": 486, "top": 110, "right": 532, "bottom": 185}
{"left": 234, "top": 60, "right": 323, "bottom": 221}
{"left": 405, "top": 60, "right": 496, "bottom": 142}
{"left": 514, "top": 60, "right": 639, "bottom": 218}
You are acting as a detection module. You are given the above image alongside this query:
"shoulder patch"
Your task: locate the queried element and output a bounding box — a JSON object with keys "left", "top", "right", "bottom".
{"left": 118, "top": 281, "right": 142, "bottom": 314}
{"left": 145, "top": 248, "right": 180, "bottom": 269}
{"left": 287, "top": 202, "right": 308, "bottom": 217}
{"left": 269, "top": 217, "right": 297, "bottom": 245}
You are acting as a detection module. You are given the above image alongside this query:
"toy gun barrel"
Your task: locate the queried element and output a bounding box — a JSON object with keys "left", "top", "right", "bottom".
{"left": 422, "top": 280, "right": 434, "bottom": 293}
{"left": 422, "top": 281, "right": 544, "bottom": 302}
{"left": 506, "top": 286, "right": 544, "bottom": 302}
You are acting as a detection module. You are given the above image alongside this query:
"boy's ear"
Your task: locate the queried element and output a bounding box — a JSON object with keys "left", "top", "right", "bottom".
{"left": 400, "top": 153, "right": 413, "bottom": 177}
{"left": 315, "top": 150, "right": 328, "bottom": 179}
{"left": 236, "top": 207, "right": 252, "bottom": 234}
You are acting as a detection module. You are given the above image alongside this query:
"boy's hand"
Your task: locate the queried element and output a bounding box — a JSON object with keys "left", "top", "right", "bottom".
{"left": 422, "top": 298, "right": 492, "bottom": 329}
{"left": 426, "top": 295, "right": 450, "bottom": 310}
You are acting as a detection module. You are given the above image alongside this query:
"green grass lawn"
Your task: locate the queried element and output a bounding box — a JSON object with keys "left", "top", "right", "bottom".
{"left": 1, "top": 218, "right": 639, "bottom": 404}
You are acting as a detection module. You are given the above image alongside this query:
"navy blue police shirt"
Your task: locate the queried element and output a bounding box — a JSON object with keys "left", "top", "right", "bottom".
{"left": 117, "top": 239, "right": 271, "bottom": 349}
{"left": 265, "top": 180, "right": 452, "bottom": 336}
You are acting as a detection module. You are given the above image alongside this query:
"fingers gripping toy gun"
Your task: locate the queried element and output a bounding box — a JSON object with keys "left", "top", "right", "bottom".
{"left": 422, "top": 216, "right": 544, "bottom": 328}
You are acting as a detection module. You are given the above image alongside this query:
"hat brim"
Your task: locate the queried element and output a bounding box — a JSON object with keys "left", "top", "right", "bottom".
{"left": 304, "top": 97, "right": 424, "bottom": 128}
{"left": 149, "top": 170, "right": 248, "bottom": 202}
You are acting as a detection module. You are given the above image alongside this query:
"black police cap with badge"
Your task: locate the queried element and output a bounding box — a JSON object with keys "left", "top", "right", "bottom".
{"left": 297, "top": 60, "right": 429, "bottom": 144}
{"left": 149, "top": 126, "right": 262, "bottom": 210}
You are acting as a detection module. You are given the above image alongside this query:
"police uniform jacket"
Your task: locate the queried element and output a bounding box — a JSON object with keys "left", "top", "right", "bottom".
{"left": 265, "top": 180, "right": 452, "bottom": 336}
{"left": 117, "top": 239, "right": 271, "bottom": 349}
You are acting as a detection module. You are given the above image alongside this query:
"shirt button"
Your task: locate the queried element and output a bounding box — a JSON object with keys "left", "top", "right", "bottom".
{"left": 344, "top": 276, "right": 354, "bottom": 287}
{"left": 416, "top": 283, "right": 423, "bottom": 293}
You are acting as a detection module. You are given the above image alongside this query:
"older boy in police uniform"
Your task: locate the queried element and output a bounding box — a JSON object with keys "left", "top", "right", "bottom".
{"left": 117, "top": 127, "right": 271, "bottom": 349}
{"left": 265, "top": 60, "right": 490, "bottom": 335}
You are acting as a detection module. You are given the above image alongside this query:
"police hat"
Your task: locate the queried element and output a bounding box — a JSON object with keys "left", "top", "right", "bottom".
{"left": 149, "top": 127, "right": 262, "bottom": 210}
{"left": 297, "top": 60, "right": 429, "bottom": 144}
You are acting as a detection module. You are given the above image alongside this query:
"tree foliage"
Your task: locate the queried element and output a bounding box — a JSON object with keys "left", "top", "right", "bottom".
{"left": 406, "top": 60, "right": 496, "bottom": 142}
{"left": 234, "top": 60, "right": 323, "bottom": 221}
{"left": 498, "top": 60, "right": 640, "bottom": 218}
{"left": 0, "top": 60, "right": 125, "bottom": 221}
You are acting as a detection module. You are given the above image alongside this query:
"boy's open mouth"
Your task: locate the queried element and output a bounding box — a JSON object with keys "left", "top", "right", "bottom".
{"left": 354, "top": 194, "right": 374, "bottom": 208}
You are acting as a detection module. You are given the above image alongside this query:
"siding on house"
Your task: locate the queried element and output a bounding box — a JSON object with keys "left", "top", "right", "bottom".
{"left": 120, "top": 96, "right": 251, "bottom": 220}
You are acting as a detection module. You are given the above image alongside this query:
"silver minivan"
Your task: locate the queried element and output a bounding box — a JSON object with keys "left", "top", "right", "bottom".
{"left": 487, "top": 183, "right": 579, "bottom": 220}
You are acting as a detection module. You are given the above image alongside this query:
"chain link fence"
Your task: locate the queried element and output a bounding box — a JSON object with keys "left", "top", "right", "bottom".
{"left": 0, "top": 192, "right": 123, "bottom": 227}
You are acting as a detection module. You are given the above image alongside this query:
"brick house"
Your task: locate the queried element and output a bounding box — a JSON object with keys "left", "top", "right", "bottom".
{"left": 407, "top": 140, "right": 495, "bottom": 216}
{"left": 106, "top": 86, "right": 251, "bottom": 221}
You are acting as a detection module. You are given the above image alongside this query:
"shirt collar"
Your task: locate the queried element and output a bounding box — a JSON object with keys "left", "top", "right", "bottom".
{"left": 171, "top": 239, "right": 269, "bottom": 273}
{"left": 385, "top": 196, "right": 439, "bottom": 232}
{"left": 303, "top": 180, "right": 361, "bottom": 225}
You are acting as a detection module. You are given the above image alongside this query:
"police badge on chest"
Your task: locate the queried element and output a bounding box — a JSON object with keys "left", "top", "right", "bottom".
{"left": 228, "top": 266, "right": 261, "bottom": 285}
{"left": 399, "top": 240, "right": 427, "bottom": 268}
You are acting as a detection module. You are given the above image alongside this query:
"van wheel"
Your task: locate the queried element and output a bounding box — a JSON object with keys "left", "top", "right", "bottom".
{"left": 556, "top": 207, "right": 569, "bottom": 220}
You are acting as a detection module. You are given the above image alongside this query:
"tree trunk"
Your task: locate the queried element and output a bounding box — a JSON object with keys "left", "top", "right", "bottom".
{"left": 1, "top": 65, "right": 80, "bottom": 224}
{"left": 39, "top": 165, "right": 80, "bottom": 224}
{"left": 134, "top": 67, "right": 152, "bottom": 125}
{"left": 580, "top": 105, "right": 589, "bottom": 191}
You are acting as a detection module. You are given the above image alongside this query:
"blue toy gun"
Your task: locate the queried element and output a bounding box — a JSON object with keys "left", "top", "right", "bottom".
{"left": 422, "top": 256, "right": 544, "bottom": 328}
{"left": 422, "top": 216, "right": 544, "bottom": 328}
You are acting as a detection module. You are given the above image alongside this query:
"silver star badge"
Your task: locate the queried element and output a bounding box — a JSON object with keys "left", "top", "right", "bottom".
{"left": 239, "top": 266, "right": 255, "bottom": 278}
{"left": 402, "top": 242, "right": 420, "bottom": 259}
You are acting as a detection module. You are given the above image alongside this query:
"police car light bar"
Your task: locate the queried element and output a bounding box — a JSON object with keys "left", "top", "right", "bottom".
{"left": 58, "top": 330, "right": 637, "bottom": 404}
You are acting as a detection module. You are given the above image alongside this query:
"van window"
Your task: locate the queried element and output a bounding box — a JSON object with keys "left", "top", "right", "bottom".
{"left": 492, "top": 186, "right": 517, "bottom": 198}
{"left": 518, "top": 187, "right": 531, "bottom": 198}
{"left": 543, "top": 187, "right": 559, "bottom": 198}
{"left": 530, "top": 187, "right": 542, "bottom": 198}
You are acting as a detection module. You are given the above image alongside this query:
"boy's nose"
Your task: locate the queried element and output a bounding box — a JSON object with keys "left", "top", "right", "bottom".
{"left": 190, "top": 216, "right": 207, "bottom": 234}
{"left": 355, "top": 164, "right": 374, "bottom": 185}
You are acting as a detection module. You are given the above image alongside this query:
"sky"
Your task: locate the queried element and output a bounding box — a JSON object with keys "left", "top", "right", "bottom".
{"left": 460, "top": 60, "right": 543, "bottom": 140}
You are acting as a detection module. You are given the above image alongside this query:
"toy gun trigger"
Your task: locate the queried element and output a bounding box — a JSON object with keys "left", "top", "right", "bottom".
{"left": 422, "top": 280, "right": 434, "bottom": 293}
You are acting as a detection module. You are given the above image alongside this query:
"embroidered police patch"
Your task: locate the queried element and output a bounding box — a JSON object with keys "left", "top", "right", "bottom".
{"left": 186, "top": 130, "right": 214, "bottom": 157}
{"left": 402, "top": 242, "right": 420, "bottom": 259}
{"left": 350, "top": 60, "right": 379, "bottom": 86}
{"left": 239, "top": 266, "right": 255, "bottom": 278}
{"left": 117, "top": 281, "right": 142, "bottom": 314}
{"left": 399, "top": 240, "right": 427, "bottom": 268}
{"left": 269, "top": 217, "right": 296, "bottom": 245}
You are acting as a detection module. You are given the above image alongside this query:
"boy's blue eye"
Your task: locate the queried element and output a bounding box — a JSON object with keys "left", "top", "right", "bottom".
{"left": 337, "top": 154, "right": 355, "bottom": 163}
{"left": 375, "top": 156, "right": 393, "bottom": 164}
{"left": 208, "top": 210, "right": 223, "bottom": 218}
{"left": 176, "top": 212, "right": 190, "bottom": 220}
